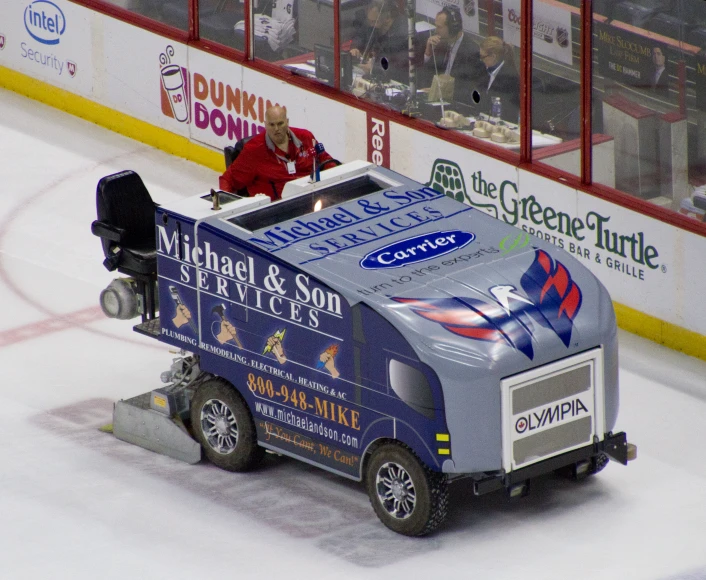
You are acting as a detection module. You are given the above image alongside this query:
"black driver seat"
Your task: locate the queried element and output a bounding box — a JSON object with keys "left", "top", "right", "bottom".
{"left": 91, "top": 170, "right": 158, "bottom": 322}
{"left": 92, "top": 170, "right": 157, "bottom": 275}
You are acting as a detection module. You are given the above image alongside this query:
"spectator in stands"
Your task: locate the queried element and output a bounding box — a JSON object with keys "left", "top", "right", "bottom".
{"left": 349, "top": 0, "right": 409, "bottom": 83}
{"left": 219, "top": 105, "right": 335, "bottom": 201}
{"left": 477, "top": 36, "right": 520, "bottom": 123}
{"left": 650, "top": 46, "right": 669, "bottom": 99}
{"left": 418, "top": 5, "right": 485, "bottom": 105}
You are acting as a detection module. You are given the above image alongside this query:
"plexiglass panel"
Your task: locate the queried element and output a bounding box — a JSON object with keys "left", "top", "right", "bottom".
{"left": 199, "top": 0, "right": 246, "bottom": 50}
{"left": 249, "top": 0, "right": 304, "bottom": 61}
{"left": 530, "top": 0, "right": 581, "bottom": 176}
{"left": 100, "top": 0, "right": 190, "bottom": 29}
{"left": 273, "top": 0, "right": 342, "bottom": 84}
{"left": 592, "top": 0, "right": 706, "bottom": 221}
{"left": 329, "top": 0, "right": 519, "bottom": 153}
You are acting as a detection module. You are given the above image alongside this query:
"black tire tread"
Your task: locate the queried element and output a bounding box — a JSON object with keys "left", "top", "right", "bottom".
{"left": 366, "top": 441, "right": 448, "bottom": 536}
{"left": 190, "top": 378, "right": 265, "bottom": 472}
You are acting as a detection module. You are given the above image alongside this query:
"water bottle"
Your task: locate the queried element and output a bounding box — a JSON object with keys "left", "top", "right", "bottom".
{"left": 311, "top": 142, "right": 325, "bottom": 182}
{"left": 491, "top": 97, "right": 502, "bottom": 121}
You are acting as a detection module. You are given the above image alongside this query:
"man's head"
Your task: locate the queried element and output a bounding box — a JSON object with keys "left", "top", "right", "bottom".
{"left": 480, "top": 36, "right": 504, "bottom": 69}
{"left": 435, "top": 6, "right": 463, "bottom": 43}
{"left": 653, "top": 46, "right": 665, "bottom": 68}
{"left": 366, "top": 0, "right": 397, "bottom": 32}
{"left": 264, "top": 106, "right": 289, "bottom": 148}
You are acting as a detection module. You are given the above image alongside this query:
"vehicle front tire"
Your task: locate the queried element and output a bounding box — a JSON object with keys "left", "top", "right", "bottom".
{"left": 366, "top": 442, "right": 448, "bottom": 536}
{"left": 190, "top": 378, "right": 265, "bottom": 472}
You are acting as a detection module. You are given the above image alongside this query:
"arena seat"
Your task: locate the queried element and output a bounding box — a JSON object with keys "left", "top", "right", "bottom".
{"left": 222, "top": 136, "right": 254, "bottom": 197}
{"left": 593, "top": 0, "right": 614, "bottom": 18}
{"left": 688, "top": 26, "right": 706, "bottom": 50}
{"left": 612, "top": 1, "right": 664, "bottom": 27}
{"left": 646, "top": 13, "right": 692, "bottom": 40}
{"left": 674, "top": 0, "right": 706, "bottom": 26}
{"left": 224, "top": 135, "right": 254, "bottom": 169}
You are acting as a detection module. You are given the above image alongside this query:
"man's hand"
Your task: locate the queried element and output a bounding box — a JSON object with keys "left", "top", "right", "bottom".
{"left": 319, "top": 351, "right": 340, "bottom": 379}
{"left": 172, "top": 304, "right": 192, "bottom": 329}
{"left": 266, "top": 335, "right": 287, "bottom": 364}
{"left": 216, "top": 319, "right": 239, "bottom": 345}
{"left": 358, "top": 59, "right": 373, "bottom": 75}
{"left": 425, "top": 34, "right": 442, "bottom": 58}
{"left": 350, "top": 48, "right": 363, "bottom": 61}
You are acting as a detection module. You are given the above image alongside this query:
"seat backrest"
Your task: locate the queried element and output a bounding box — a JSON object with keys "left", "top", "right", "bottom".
{"left": 96, "top": 170, "right": 156, "bottom": 256}
{"left": 612, "top": 1, "right": 661, "bottom": 27}
{"left": 646, "top": 12, "right": 691, "bottom": 39}
{"left": 224, "top": 135, "right": 255, "bottom": 168}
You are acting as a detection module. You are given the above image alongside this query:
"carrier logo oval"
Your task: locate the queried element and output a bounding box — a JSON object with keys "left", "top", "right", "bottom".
{"left": 24, "top": 1, "right": 66, "bottom": 45}
{"left": 360, "top": 230, "right": 475, "bottom": 270}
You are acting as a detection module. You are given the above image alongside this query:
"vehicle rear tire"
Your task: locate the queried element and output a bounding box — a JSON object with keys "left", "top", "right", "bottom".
{"left": 366, "top": 442, "right": 448, "bottom": 536}
{"left": 190, "top": 378, "right": 265, "bottom": 472}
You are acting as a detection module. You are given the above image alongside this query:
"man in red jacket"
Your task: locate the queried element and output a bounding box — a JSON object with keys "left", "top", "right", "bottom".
{"left": 219, "top": 105, "right": 335, "bottom": 201}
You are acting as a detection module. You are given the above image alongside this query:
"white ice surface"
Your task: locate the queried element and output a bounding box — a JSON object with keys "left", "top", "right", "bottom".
{"left": 1, "top": 87, "right": 705, "bottom": 580}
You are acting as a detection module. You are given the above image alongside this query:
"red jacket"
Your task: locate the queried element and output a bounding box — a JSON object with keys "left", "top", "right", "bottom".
{"left": 218, "top": 128, "right": 334, "bottom": 201}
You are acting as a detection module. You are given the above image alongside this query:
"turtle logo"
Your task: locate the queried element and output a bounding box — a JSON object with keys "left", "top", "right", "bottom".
{"left": 426, "top": 159, "right": 497, "bottom": 218}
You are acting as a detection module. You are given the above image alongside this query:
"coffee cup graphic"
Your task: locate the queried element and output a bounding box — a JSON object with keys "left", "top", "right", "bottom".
{"left": 161, "top": 64, "right": 189, "bottom": 122}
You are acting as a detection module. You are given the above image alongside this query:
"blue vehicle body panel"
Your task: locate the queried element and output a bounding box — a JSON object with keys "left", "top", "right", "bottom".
{"left": 152, "top": 163, "right": 619, "bottom": 479}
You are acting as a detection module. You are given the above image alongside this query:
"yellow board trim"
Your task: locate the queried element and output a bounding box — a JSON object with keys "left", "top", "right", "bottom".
{"left": 437, "top": 449, "right": 450, "bottom": 455}
{"left": 614, "top": 302, "right": 706, "bottom": 361}
{"left": 3, "top": 65, "right": 706, "bottom": 363}
{"left": 0, "top": 65, "right": 224, "bottom": 172}
{"left": 436, "top": 433, "right": 450, "bottom": 442}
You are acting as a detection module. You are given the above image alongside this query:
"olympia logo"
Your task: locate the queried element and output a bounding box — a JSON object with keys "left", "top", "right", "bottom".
{"left": 515, "top": 397, "right": 589, "bottom": 434}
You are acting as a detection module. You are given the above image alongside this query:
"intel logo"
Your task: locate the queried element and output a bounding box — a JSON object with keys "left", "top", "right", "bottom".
{"left": 24, "top": 0, "right": 66, "bottom": 45}
{"left": 360, "top": 230, "right": 475, "bottom": 270}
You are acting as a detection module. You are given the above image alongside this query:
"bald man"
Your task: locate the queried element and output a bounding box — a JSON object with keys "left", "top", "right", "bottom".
{"left": 219, "top": 106, "right": 335, "bottom": 201}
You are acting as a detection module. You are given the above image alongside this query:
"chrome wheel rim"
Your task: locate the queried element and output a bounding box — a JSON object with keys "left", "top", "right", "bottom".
{"left": 375, "top": 461, "right": 416, "bottom": 520}
{"left": 200, "top": 398, "right": 238, "bottom": 454}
